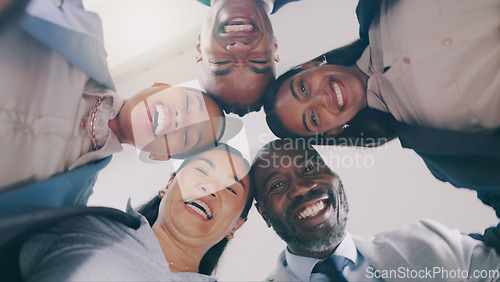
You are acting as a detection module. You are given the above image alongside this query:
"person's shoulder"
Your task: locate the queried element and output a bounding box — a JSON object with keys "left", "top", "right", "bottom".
{"left": 356, "top": 219, "right": 485, "bottom": 257}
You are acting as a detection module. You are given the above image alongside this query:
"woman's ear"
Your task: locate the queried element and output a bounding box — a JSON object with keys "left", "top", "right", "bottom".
{"left": 158, "top": 173, "right": 176, "bottom": 198}
{"left": 323, "top": 126, "right": 345, "bottom": 138}
{"left": 149, "top": 153, "right": 170, "bottom": 161}
{"left": 255, "top": 203, "right": 272, "bottom": 228}
{"left": 226, "top": 217, "right": 246, "bottom": 240}
{"left": 273, "top": 37, "right": 279, "bottom": 62}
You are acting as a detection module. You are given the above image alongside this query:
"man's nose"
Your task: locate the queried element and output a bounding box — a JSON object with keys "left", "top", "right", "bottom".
{"left": 226, "top": 40, "right": 251, "bottom": 58}
{"left": 288, "top": 178, "right": 317, "bottom": 200}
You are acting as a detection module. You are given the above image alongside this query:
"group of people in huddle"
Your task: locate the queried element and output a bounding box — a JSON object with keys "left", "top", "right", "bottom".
{"left": 0, "top": 0, "right": 499, "bottom": 281}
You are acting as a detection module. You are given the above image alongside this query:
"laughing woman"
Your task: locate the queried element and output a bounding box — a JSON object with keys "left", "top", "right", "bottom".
{"left": 0, "top": 83, "right": 225, "bottom": 214}
{"left": 19, "top": 144, "right": 253, "bottom": 281}
{"left": 264, "top": 0, "right": 500, "bottom": 248}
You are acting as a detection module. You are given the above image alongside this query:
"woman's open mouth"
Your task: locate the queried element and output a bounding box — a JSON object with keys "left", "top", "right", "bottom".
{"left": 152, "top": 103, "right": 173, "bottom": 137}
{"left": 184, "top": 199, "right": 213, "bottom": 220}
{"left": 329, "top": 78, "right": 348, "bottom": 111}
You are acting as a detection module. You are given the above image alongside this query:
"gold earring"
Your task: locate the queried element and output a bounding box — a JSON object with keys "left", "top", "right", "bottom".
{"left": 321, "top": 54, "right": 328, "bottom": 65}
{"left": 158, "top": 190, "right": 165, "bottom": 198}
{"left": 226, "top": 233, "right": 234, "bottom": 240}
{"left": 158, "top": 174, "right": 175, "bottom": 198}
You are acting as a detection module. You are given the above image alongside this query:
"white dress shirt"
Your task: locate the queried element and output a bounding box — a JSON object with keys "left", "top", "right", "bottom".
{"left": 358, "top": 0, "right": 500, "bottom": 133}
{"left": 285, "top": 233, "right": 382, "bottom": 281}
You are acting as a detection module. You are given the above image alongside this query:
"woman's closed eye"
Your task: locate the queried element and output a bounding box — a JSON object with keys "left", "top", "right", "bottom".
{"left": 195, "top": 168, "right": 207, "bottom": 175}
{"left": 183, "top": 130, "right": 189, "bottom": 148}
{"left": 226, "top": 186, "right": 237, "bottom": 195}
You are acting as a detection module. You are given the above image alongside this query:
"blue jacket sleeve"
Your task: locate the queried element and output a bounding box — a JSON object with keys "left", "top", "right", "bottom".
{"left": 0, "top": 156, "right": 112, "bottom": 216}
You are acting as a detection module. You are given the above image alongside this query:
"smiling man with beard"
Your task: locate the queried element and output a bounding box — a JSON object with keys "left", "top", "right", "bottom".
{"left": 251, "top": 139, "right": 500, "bottom": 282}
{"left": 195, "top": 0, "right": 283, "bottom": 116}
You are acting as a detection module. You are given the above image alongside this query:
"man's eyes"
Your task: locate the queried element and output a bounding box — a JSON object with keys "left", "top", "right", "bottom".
{"left": 268, "top": 180, "right": 286, "bottom": 193}
{"left": 249, "top": 60, "right": 268, "bottom": 64}
{"left": 212, "top": 61, "right": 231, "bottom": 65}
{"left": 302, "top": 161, "right": 325, "bottom": 174}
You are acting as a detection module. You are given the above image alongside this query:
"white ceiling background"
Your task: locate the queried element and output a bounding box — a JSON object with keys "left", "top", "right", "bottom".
{"left": 83, "top": 0, "right": 497, "bottom": 280}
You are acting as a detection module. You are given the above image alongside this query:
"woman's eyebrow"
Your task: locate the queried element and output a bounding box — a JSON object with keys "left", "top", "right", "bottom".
{"left": 227, "top": 175, "right": 246, "bottom": 190}
{"left": 289, "top": 79, "right": 299, "bottom": 100}
{"left": 302, "top": 114, "right": 312, "bottom": 132}
{"left": 191, "top": 131, "right": 203, "bottom": 150}
{"left": 197, "top": 157, "right": 215, "bottom": 168}
{"left": 195, "top": 94, "right": 203, "bottom": 112}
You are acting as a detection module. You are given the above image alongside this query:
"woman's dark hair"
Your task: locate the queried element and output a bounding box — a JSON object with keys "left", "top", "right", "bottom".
{"left": 136, "top": 143, "right": 253, "bottom": 276}
{"left": 264, "top": 39, "right": 397, "bottom": 147}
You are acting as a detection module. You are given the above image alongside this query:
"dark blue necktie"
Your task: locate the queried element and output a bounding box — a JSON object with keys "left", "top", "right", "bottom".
{"left": 311, "top": 256, "right": 348, "bottom": 282}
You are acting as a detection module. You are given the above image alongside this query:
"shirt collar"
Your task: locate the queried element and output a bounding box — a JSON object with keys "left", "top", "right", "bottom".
{"left": 285, "top": 233, "right": 358, "bottom": 281}
{"left": 126, "top": 198, "right": 145, "bottom": 221}
{"left": 356, "top": 47, "right": 389, "bottom": 112}
{"left": 356, "top": 47, "right": 372, "bottom": 76}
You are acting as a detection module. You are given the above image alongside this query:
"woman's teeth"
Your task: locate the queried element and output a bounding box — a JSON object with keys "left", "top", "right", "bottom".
{"left": 332, "top": 81, "right": 344, "bottom": 108}
{"left": 296, "top": 201, "right": 326, "bottom": 220}
{"left": 153, "top": 104, "right": 166, "bottom": 137}
{"left": 185, "top": 199, "right": 213, "bottom": 220}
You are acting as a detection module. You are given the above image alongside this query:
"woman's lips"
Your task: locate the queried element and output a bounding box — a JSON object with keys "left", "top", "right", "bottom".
{"left": 329, "top": 78, "right": 348, "bottom": 111}
{"left": 184, "top": 198, "right": 213, "bottom": 220}
{"left": 151, "top": 103, "right": 173, "bottom": 137}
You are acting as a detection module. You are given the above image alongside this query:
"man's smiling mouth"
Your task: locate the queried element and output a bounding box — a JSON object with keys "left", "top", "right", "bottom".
{"left": 296, "top": 200, "right": 326, "bottom": 220}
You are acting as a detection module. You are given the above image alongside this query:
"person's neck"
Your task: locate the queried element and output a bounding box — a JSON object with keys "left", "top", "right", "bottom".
{"left": 287, "top": 244, "right": 339, "bottom": 259}
{"left": 286, "top": 232, "right": 346, "bottom": 259}
{"left": 108, "top": 100, "right": 132, "bottom": 145}
{"left": 349, "top": 64, "right": 369, "bottom": 108}
{"left": 151, "top": 222, "right": 208, "bottom": 273}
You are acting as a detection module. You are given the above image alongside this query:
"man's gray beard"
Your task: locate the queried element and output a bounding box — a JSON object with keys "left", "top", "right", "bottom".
{"left": 267, "top": 214, "right": 347, "bottom": 253}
